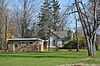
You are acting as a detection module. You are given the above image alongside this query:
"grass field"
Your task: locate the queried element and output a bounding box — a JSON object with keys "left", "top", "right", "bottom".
{"left": 0, "top": 50, "right": 100, "bottom": 66}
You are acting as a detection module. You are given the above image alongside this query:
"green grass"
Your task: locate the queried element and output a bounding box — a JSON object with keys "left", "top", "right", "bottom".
{"left": 0, "top": 50, "right": 100, "bottom": 66}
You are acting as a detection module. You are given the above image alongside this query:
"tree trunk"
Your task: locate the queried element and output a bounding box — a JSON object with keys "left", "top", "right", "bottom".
{"left": 55, "top": 40, "right": 58, "bottom": 51}
{"left": 75, "top": 17, "right": 79, "bottom": 52}
{"left": 76, "top": 43, "right": 79, "bottom": 52}
{"left": 96, "top": 44, "right": 99, "bottom": 51}
{"left": 86, "top": 34, "right": 96, "bottom": 57}
{"left": 48, "top": 37, "right": 50, "bottom": 51}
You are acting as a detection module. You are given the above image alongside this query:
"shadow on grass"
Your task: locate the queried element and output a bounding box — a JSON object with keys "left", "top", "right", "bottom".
{"left": 0, "top": 54, "right": 85, "bottom": 59}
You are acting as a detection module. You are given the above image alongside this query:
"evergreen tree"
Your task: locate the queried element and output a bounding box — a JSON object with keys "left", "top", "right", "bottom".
{"left": 51, "top": 0, "right": 60, "bottom": 31}
{"left": 51, "top": 0, "right": 60, "bottom": 51}
{"left": 38, "top": 0, "right": 60, "bottom": 40}
{"left": 38, "top": 0, "right": 51, "bottom": 40}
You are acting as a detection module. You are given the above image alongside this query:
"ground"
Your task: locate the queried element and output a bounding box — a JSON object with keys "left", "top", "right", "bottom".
{"left": 0, "top": 50, "right": 100, "bottom": 66}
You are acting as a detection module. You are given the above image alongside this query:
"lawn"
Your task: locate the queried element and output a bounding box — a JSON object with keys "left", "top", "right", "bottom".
{"left": 0, "top": 50, "right": 100, "bottom": 66}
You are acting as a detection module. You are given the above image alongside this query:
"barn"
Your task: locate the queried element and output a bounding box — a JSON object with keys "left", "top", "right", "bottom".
{"left": 7, "top": 38, "right": 48, "bottom": 52}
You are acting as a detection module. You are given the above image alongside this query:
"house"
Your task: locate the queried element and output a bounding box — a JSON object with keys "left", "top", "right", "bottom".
{"left": 49, "top": 30, "right": 67, "bottom": 48}
{"left": 7, "top": 38, "right": 48, "bottom": 52}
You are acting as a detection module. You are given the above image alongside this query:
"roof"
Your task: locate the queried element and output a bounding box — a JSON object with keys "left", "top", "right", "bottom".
{"left": 7, "top": 38, "right": 43, "bottom": 41}
{"left": 51, "top": 31, "right": 67, "bottom": 39}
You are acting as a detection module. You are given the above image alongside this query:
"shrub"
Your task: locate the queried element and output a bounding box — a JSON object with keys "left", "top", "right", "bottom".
{"left": 62, "top": 40, "right": 77, "bottom": 49}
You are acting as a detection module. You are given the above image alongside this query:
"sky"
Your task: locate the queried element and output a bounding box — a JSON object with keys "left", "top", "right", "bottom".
{"left": 8, "top": 0, "right": 75, "bottom": 11}
{"left": 7, "top": 0, "right": 100, "bottom": 34}
{"left": 8, "top": 0, "right": 77, "bottom": 30}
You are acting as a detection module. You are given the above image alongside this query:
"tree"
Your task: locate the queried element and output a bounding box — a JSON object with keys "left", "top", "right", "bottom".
{"left": 7, "top": 21, "right": 17, "bottom": 38}
{"left": 38, "top": 0, "right": 51, "bottom": 40}
{"left": 31, "top": 23, "right": 39, "bottom": 37}
{"left": 0, "top": 0, "right": 8, "bottom": 49}
{"left": 75, "top": 0, "right": 99, "bottom": 57}
{"left": 66, "top": 29, "right": 73, "bottom": 41}
{"left": 74, "top": 12, "right": 80, "bottom": 52}
{"left": 51, "top": 0, "right": 60, "bottom": 31}
{"left": 19, "top": 0, "right": 35, "bottom": 38}
{"left": 50, "top": 0, "right": 60, "bottom": 51}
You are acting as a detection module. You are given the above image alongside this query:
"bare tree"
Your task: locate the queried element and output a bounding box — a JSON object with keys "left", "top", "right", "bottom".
{"left": 0, "top": 0, "right": 8, "bottom": 49}
{"left": 74, "top": 0, "right": 99, "bottom": 56}
{"left": 19, "top": 0, "right": 35, "bottom": 38}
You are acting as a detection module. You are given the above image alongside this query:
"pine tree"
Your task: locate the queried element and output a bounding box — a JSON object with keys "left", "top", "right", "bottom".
{"left": 38, "top": 0, "right": 51, "bottom": 40}
{"left": 50, "top": 0, "right": 60, "bottom": 51}
{"left": 38, "top": 0, "right": 61, "bottom": 40}
{"left": 51, "top": 0, "right": 60, "bottom": 31}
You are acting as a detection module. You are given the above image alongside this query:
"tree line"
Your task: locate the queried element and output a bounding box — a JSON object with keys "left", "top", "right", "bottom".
{"left": 0, "top": 0, "right": 63, "bottom": 50}
{"left": 0, "top": 0, "right": 100, "bottom": 57}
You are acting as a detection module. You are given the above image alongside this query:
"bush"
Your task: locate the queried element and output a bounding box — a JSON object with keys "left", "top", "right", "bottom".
{"left": 62, "top": 40, "right": 77, "bottom": 49}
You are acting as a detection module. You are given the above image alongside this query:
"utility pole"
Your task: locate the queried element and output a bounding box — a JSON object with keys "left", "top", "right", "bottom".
{"left": 75, "top": 17, "right": 79, "bottom": 52}
{"left": 5, "top": 16, "right": 8, "bottom": 51}
{"left": 72, "top": 3, "right": 79, "bottom": 52}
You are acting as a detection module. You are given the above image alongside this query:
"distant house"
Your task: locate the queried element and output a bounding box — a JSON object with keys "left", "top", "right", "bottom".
{"left": 49, "top": 30, "right": 67, "bottom": 48}
{"left": 7, "top": 38, "right": 48, "bottom": 52}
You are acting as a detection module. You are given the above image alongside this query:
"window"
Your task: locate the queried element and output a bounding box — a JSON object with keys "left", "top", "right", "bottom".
{"left": 43, "top": 41, "right": 47, "bottom": 49}
{"left": 15, "top": 44, "right": 18, "bottom": 48}
{"left": 53, "top": 40, "right": 56, "bottom": 46}
{"left": 30, "top": 42, "right": 33, "bottom": 44}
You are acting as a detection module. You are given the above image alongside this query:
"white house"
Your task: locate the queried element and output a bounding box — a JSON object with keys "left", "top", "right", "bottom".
{"left": 49, "top": 30, "right": 67, "bottom": 48}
